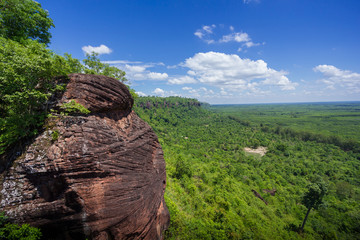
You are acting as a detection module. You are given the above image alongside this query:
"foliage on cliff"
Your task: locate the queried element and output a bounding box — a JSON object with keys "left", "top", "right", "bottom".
{"left": 134, "top": 97, "right": 360, "bottom": 240}
{"left": 0, "top": 213, "right": 41, "bottom": 240}
{"left": 0, "top": 0, "right": 54, "bottom": 44}
{"left": 0, "top": 0, "right": 132, "bottom": 155}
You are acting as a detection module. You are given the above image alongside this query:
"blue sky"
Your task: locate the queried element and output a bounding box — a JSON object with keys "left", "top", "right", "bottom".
{"left": 38, "top": 0, "right": 360, "bottom": 104}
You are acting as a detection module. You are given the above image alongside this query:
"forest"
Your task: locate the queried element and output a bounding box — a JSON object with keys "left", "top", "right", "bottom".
{"left": 134, "top": 96, "right": 360, "bottom": 240}
{"left": 1, "top": 1, "right": 359, "bottom": 239}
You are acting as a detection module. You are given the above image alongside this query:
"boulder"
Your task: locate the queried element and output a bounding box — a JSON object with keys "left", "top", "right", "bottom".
{"left": 0, "top": 74, "right": 169, "bottom": 239}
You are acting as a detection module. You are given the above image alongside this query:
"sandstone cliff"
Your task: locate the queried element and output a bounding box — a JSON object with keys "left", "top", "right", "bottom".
{"left": 0, "top": 74, "right": 169, "bottom": 239}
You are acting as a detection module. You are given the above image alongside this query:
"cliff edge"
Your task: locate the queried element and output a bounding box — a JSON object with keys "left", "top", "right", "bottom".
{"left": 0, "top": 74, "right": 170, "bottom": 239}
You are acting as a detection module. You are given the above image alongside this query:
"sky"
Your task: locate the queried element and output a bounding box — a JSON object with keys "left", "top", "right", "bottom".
{"left": 38, "top": 0, "right": 360, "bottom": 104}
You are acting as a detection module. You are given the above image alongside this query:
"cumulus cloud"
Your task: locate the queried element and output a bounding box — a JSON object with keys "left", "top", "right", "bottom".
{"left": 82, "top": 44, "right": 112, "bottom": 55}
{"left": 153, "top": 88, "right": 165, "bottom": 96}
{"left": 187, "top": 70, "right": 196, "bottom": 76}
{"left": 152, "top": 88, "right": 181, "bottom": 97}
{"left": 183, "top": 51, "right": 297, "bottom": 91}
{"left": 168, "top": 76, "right": 197, "bottom": 85}
{"left": 136, "top": 91, "right": 147, "bottom": 97}
{"left": 180, "top": 86, "right": 216, "bottom": 98}
{"left": 125, "top": 64, "right": 147, "bottom": 73}
{"left": 314, "top": 65, "right": 360, "bottom": 93}
{"left": 118, "top": 63, "right": 169, "bottom": 81}
{"left": 147, "top": 72, "right": 169, "bottom": 80}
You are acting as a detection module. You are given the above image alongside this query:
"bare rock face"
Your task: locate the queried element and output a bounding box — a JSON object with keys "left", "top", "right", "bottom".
{"left": 0, "top": 74, "right": 169, "bottom": 239}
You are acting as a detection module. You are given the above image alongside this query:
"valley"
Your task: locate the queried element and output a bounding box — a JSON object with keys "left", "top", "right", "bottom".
{"left": 134, "top": 97, "right": 360, "bottom": 240}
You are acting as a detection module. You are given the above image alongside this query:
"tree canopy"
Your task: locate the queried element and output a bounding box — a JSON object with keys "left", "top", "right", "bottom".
{"left": 302, "top": 180, "right": 327, "bottom": 211}
{"left": 0, "top": 0, "right": 54, "bottom": 44}
{"left": 300, "top": 179, "right": 328, "bottom": 231}
{"left": 0, "top": 37, "right": 80, "bottom": 154}
{"left": 83, "top": 53, "right": 127, "bottom": 83}
{"left": 133, "top": 97, "right": 360, "bottom": 240}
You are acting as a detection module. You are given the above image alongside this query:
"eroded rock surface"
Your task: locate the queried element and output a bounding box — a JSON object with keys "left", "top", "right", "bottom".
{"left": 0, "top": 74, "right": 169, "bottom": 239}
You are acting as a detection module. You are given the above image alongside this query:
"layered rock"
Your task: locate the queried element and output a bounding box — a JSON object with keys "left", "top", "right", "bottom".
{"left": 0, "top": 74, "right": 169, "bottom": 239}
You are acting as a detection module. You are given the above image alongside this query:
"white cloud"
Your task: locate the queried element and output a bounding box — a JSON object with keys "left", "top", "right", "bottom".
{"left": 125, "top": 64, "right": 147, "bottom": 73}
{"left": 168, "top": 76, "right": 197, "bottom": 85}
{"left": 182, "top": 87, "right": 193, "bottom": 91}
{"left": 151, "top": 88, "right": 181, "bottom": 97}
{"left": 194, "top": 25, "right": 216, "bottom": 41}
{"left": 180, "top": 86, "right": 216, "bottom": 98}
{"left": 203, "top": 25, "right": 215, "bottom": 33}
{"left": 220, "top": 88, "right": 228, "bottom": 95}
{"left": 167, "top": 64, "right": 179, "bottom": 69}
{"left": 184, "top": 51, "right": 297, "bottom": 91}
{"left": 220, "top": 32, "right": 250, "bottom": 43}
{"left": 199, "top": 87, "right": 214, "bottom": 94}
{"left": 136, "top": 91, "right": 147, "bottom": 97}
{"left": 194, "top": 25, "right": 262, "bottom": 49}
{"left": 82, "top": 44, "right": 112, "bottom": 55}
{"left": 314, "top": 65, "right": 360, "bottom": 93}
{"left": 187, "top": 70, "right": 196, "bottom": 76}
{"left": 153, "top": 88, "right": 165, "bottom": 96}
{"left": 194, "top": 31, "right": 204, "bottom": 39}
{"left": 244, "top": 41, "right": 261, "bottom": 48}
{"left": 219, "top": 32, "right": 262, "bottom": 49}
{"left": 147, "top": 72, "right": 168, "bottom": 80}
{"left": 110, "top": 63, "right": 169, "bottom": 81}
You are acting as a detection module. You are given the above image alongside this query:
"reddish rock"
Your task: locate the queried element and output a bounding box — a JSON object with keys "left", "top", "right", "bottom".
{"left": 61, "top": 73, "right": 133, "bottom": 113}
{"left": 0, "top": 74, "right": 169, "bottom": 239}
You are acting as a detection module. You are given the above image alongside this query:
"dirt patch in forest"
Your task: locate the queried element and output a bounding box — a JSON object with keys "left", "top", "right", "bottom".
{"left": 244, "top": 146, "right": 268, "bottom": 157}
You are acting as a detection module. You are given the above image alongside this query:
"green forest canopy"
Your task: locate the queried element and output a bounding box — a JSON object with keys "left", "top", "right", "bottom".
{"left": 1, "top": 0, "right": 360, "bottom": 239}
{"left": 134, "top": 96, "right": 360, "bottom": 240}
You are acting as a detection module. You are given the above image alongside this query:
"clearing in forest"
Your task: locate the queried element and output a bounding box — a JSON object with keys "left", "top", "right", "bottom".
{"left": 244, "top": 146, "right": 268, "bottom": 156}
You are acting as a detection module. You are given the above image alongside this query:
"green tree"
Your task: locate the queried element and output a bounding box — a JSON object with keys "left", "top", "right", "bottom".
{"left": 0, "top": 0, "right": 54, "bottom": 44}
{"left": 83, "top": 53, "right": 127, "bottom": 83}
{"left": 173, "top": 156, "right": 192, "bottom": 179}
{"left": 58, "top": 53, "right": 83, "bottom": 74}
{"left": 0, "top": 37, "right": 80, "bottom": 154}
{"left": 300, "top": 179, "right": 328, "bottom": 232}
{"left": 0, "top": 213, "right": 42, "bottom": 240}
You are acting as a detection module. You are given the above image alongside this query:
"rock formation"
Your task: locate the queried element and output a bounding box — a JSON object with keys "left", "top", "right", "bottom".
{"left": 0, "top": 74, "right": 169, "bottom": 239}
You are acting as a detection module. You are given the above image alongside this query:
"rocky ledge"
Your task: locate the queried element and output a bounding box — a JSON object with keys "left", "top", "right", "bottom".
{"left": 0, "top": 74, "right": 169, "bottom": 240}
